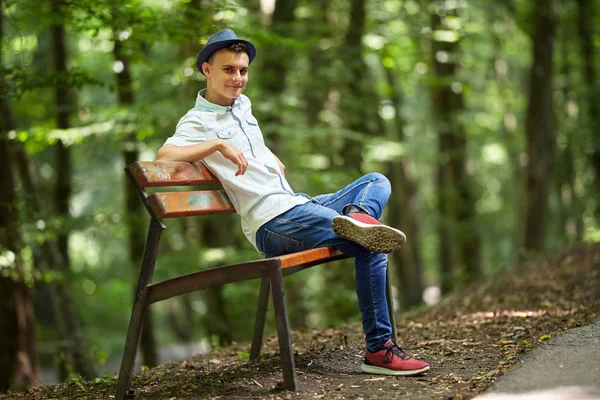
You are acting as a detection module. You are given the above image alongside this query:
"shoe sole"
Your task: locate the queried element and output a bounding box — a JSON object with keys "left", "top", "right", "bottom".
{"left": 360, "top": 363, "right": 430, "bottom": 376}
{"left": 332, "top": 216, "right": 406, "bottom": 253}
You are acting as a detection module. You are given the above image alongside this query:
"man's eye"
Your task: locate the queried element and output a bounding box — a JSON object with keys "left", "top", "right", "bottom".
{"left": 241, "top": 69, "right": 248, "bottom": 75}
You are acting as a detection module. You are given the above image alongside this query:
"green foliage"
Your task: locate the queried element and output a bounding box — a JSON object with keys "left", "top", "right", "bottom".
{"left": 2, "top": 0, "right": 599, "bottom": 385}
{"left": 2, "top": 68, "right": 104, "bottom": 100}
{"left": 92, "top": 375, "right": 117, "bottom": 383}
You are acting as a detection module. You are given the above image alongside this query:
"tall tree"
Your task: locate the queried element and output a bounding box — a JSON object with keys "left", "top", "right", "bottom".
{"left": 52, "top": 0, "right": 71, "bottom": 274}
{"left": 381, "top": 49, "right": 424, "bottom": 308}
{"left": 113, "top": 17, "right": 158, "bottom": 367}
{"left": 431, "top": 0, "right": 481, "bottom": 292}
{"left": 302, "top": 0, "right": 333, "bottom": 127}
{"left": 0, "top": 1, "right": 40, "bottom": 389}
{"left": 555, "top": 6, "right": 583, "bottom": 243}
{"left": 576, "top": 0, "right": 600, "bottom": 225}
{"left": 49, "top": 0, "right": 97, "bottom": 379}
{"left": 258, "top": 0, "right": 299, "bottom": 153}
{"left": 489, "top": 5, "right": 522, "bottom": 263}
{"left": 176, "top": 0, "right": 236, "bottom": 344}
{"left": 258, "top": 0, "right": 311, "bottom": 329}
{"left": 339, "top": 0, "right": 383, "bottom": 170}
{"left": 198, "top": 218, "right": 234, "bottom": 344}
{"left": 520, "top": 0, "right": 556, "bottom": 253}
{"left": 180, "top": 0, "right": 205, "bottom": 101}
{"left": 0, "top": 136, "right": 39, "bottom": 392}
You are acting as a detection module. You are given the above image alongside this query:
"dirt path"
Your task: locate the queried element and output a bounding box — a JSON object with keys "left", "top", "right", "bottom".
{"left": 2, "top": 243, "right": 599, "bottom": 400}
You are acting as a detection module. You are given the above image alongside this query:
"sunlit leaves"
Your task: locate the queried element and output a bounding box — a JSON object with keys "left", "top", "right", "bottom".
{"left": 433, "top": 29, "right": 460, "bottom": 43}
{"left": 2, "top": 68, "right": 104, "bottom": 100}
{"left": 6, "top": 104, "right": 157, "bottom": 155}
{"left": 0, "top": 250, "right": 16, "bottom": 268}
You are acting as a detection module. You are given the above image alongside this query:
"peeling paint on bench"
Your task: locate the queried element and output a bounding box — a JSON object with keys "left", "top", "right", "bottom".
{"left": 148, "top": 190, "right": 235, "bottom": 218}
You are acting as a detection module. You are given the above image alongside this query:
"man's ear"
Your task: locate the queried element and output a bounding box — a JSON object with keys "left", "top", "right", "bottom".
{"left": 202, "top": 62, "right": 210, "bottom": 76}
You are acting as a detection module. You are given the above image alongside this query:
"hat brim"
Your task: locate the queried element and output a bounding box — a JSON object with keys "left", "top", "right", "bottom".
{"left": 196, "top": 39, "right": 256, "bottom": 75}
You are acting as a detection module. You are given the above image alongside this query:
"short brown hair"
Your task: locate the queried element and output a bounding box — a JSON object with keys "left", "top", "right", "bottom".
{"left": 207, "top": 43, "right": 249, "bottom": 64}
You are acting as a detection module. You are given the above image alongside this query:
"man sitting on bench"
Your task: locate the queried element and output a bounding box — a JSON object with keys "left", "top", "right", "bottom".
{"left": 155, "top": 28, "right": 430, "bottom": 376}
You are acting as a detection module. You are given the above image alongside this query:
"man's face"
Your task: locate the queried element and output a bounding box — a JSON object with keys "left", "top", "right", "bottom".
{"left": 203, "top": 49, "right": 249, "bottom": 106}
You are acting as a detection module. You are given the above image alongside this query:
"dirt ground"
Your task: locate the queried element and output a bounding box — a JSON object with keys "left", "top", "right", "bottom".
{"left": 2, "top": 243, "right": 600, "bottom": 400}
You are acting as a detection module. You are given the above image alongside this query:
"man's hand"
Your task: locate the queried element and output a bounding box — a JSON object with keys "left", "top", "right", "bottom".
{"left": 218, "top": 140, "right": 248, "bottom": 176}
{"left": 273, "top": 154, "right": 286, "bottom": 177}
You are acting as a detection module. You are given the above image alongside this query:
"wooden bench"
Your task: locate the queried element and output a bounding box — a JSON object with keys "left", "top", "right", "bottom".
{"left": 115, "top": 161, "right": 398, "bottom": 399}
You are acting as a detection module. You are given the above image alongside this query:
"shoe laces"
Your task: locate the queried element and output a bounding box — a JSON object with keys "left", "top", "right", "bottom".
{"left": 383, "top": 343, "right": 412, "bottom": 364}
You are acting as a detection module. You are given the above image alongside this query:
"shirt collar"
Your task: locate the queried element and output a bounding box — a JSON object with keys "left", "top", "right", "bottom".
{"left": 194, "top": 89, "right": 242, "bottom": 114}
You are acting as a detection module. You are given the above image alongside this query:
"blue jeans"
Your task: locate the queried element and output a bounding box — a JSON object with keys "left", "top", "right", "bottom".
{"left": 256, "top": 172, "right": 392, "bottom": 352}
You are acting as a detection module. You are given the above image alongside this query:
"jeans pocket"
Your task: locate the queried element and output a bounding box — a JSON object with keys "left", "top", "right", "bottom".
{"left": 261, "top": 228, "right": 303, "bottom": 257}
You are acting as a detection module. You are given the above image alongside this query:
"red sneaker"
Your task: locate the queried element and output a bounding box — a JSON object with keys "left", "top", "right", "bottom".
{"left": 332, "top": 212, "right": 406, "bottom": 253}
{"left": 361, "top": 341, "right": 430, "bottom": 376}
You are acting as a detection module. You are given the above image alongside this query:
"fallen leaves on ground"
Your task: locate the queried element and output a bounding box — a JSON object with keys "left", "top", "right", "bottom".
{"left": 2, "top": 243, "right": 599, "bottom": 400}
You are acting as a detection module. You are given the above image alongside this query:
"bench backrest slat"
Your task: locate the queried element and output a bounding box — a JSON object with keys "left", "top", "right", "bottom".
{"left": 148, "top": 190, "right": 235, "bottom": 219}
{"left": 129, "top": 161, "right": 218, "bottom": 188}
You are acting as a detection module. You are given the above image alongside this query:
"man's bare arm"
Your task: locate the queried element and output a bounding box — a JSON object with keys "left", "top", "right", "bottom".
{"left": 156, "top": 139, "right": 249, "bottom": 176}
{"left": 271, "top": 153, "right": 286, "bottom": 177}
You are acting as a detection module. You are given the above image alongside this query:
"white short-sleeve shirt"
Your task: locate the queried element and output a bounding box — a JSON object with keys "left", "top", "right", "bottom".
{"left": 164, "top": 89, "right": 309, "bottom": 251}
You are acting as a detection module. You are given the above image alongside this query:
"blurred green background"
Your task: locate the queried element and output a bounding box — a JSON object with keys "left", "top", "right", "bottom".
{"left": 1, "top": 0, "right": 599, "bottom": 389}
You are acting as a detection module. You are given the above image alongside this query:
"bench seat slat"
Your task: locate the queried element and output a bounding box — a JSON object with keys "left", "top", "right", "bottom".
{"left": 279, "top": 247, "right": 341, "bottom": 269}
{"left": 129, "top": 161, "right": 218, "bottom": 187}
{"left": 148, "top": 190, "right": 235, "bottom": 218}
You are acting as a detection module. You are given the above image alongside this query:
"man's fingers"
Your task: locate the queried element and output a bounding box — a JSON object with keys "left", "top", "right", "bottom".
{"left": 222, "top": 146, "right": 248, "bottom": 176}
{"left": 239, "top": 155, "right": 248, "bottom": 175}
{"left": 236, "top": 154, "right": 248, "bottom": 176}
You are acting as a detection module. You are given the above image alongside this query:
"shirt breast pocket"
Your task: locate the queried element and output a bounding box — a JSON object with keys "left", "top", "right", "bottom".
{"left": 216, "top": 126, "right": 237, "bottom": 140}
{"left": 215, "top": 124, "right": 249, "bottom": 153}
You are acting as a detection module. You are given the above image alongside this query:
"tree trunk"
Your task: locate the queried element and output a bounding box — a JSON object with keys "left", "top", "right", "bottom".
{"left": 256, "top": 0, "right": 310, "bottom": 328}
{"left": 179, "top": 0, "right": 235, "bottom": 345}
{"left": 0, "top": 138, "right": 40, "bottom": 390}
{"left": 52, "top": 21, "right": 71, "bottom": 276}
{"left": 204, "top": 286, "right": 233, "bottom": 344}
{"left": 301, "top": 0, "right": 338, "bottom": 168}
{"left": 0, "top": 275, "right": 39, "bottom": 391}
{"left": 555, "top": 19, "right": 583, "bottom": 243}
{"left": 389, "top": 162, "right": 423, "bottom": 307}
{"left": 258, "top": 0, "right": 299, "bottom": 153}
{"left": 431, "top": 1, "right": 481, "bottom": 290}
{"left": 339, "top": 0, "right": 383, "bottom": 170}
{"left": 0, "top": 3, "right": 40, "bottom": 385}
{"left": 489, "top": 8, "right": 522, "bottom": 264}
{"left": 577, "top": 0, "right": 600, "bottom": 224}
{"left": 113, "top": 33, "right": 158, "bottom": 368}
{"left": 0, "top": 111, "right": 40, "bottom": 392}
{"left": 180, "top": 0, "right": 206, "bottom": 103}
{"left": 13, "top": 141, "right": 98, "bottom": 380}
{"left": 520, "top": 0, "right": 556, "bottom": 254}
{"left": 303, "top": 0, "right": 332, "bottom": 127}
{"left": 11, "top": 123, "right": 91, "bottom": 381}
{"left": 196, "top": 217, "right": 237, "bottom": 344}
{"left": 48, "top": 0, "right": 97, "bottom": 379}
{"left": 432, "top": 5, "right": 458, "bottom": 293}
{"left": 381, "top": 54, "right": 423, "bottom": 309}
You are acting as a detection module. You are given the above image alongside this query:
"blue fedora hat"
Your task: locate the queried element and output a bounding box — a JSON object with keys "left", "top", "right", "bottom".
{"left": 196, "top": 29, "right": 256, "bottom": 75}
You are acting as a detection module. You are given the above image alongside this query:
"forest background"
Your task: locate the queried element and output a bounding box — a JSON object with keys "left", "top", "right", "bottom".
{"left": 1, "top": 0, "right": 599, "bottom": 390}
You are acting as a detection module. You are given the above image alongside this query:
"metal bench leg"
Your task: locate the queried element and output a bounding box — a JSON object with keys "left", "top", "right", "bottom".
{"left": 116, "top": 219, "right": 165, "bottom": 400}
{"left": 250, "top": 276, "right": 270, "bottom": 360}
{"left": 385, "top": 267, "right": 398, "bottom": 344}
{"left": 267, "top": 260, "right": 297, "bottom": 391}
